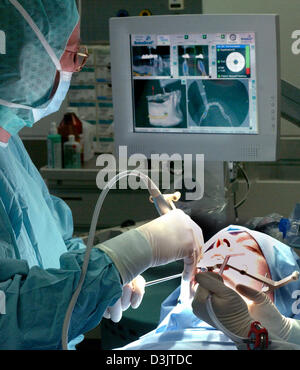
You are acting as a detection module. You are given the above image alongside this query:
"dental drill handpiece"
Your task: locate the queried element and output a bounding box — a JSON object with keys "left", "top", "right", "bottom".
{"left": 151, "top": 192, "right": 177, "bottom": 215}
{"left": 142, "top": 171, "right": 179, "bottom": 216}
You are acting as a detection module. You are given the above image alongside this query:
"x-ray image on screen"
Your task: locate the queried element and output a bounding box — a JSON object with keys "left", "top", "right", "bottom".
{"left": 133, "top": 79, "right": 187, "bottom": 129}
{"left": 130, "top": 32, "right": 258, "bottom": 134}
{"left": 111, "top": 16, "right": 279, "bottom": 161}
{"left": 187, "top": 79, "right": 250, "bottom": 128}
{"left": 132, "top": 46, "right": 171, "bottom": 77}
{"left": 178, "top": 45, "right": 209, "bottom": 77}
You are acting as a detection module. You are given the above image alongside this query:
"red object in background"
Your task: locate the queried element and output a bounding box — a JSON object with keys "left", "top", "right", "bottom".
{"left": 246, "top": 67, "right": 251, "bottom": 75}
{"left": 58, "top": 112, "right": 83, "bottom": 167}
{"left": 247, "top": 321, "right": 269, "bottom": 350}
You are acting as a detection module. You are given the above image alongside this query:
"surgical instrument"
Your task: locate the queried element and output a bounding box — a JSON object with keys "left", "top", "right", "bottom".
{"left": 145, "top": 247, "right": 234, "bottom": 288}
{"left": 145, "top": 273, "right": 182, "bottom": 287}
{"left": 222, "top": 263, "right": 299, "bottom": 292}
{"left": 144, "top": 254, "right": 242, "bottom": 288}
{"left": 217, "top": 253, "right": 245, "bottom": 275}
{"left": 206, "top": 254, "right": 300, "bottom": 292}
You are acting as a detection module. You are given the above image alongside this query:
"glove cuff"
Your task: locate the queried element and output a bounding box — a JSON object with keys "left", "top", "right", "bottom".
{"left": 285, "top": 317, "right": 299, "bottom": 344}
{"left": 95, "top": 229, "right": 152, "bottom": 285}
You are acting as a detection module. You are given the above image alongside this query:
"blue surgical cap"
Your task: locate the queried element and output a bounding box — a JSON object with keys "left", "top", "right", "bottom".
{"left": 0, "top": 0, "right": 79, "bottom": 132}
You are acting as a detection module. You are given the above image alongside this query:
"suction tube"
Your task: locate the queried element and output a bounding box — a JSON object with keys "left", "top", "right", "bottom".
{"left": 206, "top": 293, "right": 247, "bottom": 346}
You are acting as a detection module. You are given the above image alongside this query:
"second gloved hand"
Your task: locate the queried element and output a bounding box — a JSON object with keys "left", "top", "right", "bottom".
{"left": 103, "top": 275, "right": 145, "bottom": 323}
{"left": 236, "top": 284, "right": 294, "bottom": 343}
{"left": 192, "top": 272, "right": 253, "bottom": 339}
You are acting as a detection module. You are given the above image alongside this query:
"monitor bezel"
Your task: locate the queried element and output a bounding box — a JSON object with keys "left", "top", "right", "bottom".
{"left": 110, "top": 14, "right": 280, "bottom": 162}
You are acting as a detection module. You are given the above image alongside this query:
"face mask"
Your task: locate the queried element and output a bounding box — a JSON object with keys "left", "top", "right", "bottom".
{"left": 0, "top": 0, "right": 75, "bottom": 144}
{"left": 0, "top": 71, "right": 72, "bottom": 124}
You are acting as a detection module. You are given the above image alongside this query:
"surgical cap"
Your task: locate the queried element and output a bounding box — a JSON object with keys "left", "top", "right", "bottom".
{"left": 0, "top": 0, "right": 79, "bottom": 133}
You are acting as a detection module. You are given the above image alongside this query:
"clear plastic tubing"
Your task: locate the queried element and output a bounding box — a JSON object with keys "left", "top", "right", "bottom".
{"left": 205, "top": 293, "right": 246, "bottom": 345}
{"left": 61, "top": 170, "right": 164, "bottom": 350}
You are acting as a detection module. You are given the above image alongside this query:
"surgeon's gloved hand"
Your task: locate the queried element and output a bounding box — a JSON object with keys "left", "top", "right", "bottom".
{"left": 137, "top": 209, "right": 203, "bottom": 281}
{"left": 236, "top": 284, "right": 294, "bottom": 342}
{"left": 192, "top": 272, "right": 253, "bottom": 339}
{"left": 96, "top": 209, "right": 203, "bottom": 285}
{"left": 103, "top": 275, "right": 145, "bottom": 323}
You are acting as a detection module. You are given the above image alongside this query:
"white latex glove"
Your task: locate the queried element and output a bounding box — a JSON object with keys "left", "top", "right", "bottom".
{"left": 191, "top": 273, "right": 300, "bottom": 350}
{"left": 192, "top": 272, "right": 253, "bottom": 338}
{"left": 96, "top": 209, "right": 203, "bottom": 284}
{"left": 236, "top": 284, "right": 294, "bottom": 342}
{"left": 103, "top": 275, "right": 145, "bottom": 323}
{"left": 137, "top": 209, "right": 204, "bottom": 281}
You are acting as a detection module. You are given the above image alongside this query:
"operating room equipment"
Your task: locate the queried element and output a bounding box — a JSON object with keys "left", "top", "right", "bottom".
{"left": 111, "top": 15, "right": 279, "bottom": 162}
{"left": 279, "top": 204, "right": 300, "bottom": 249}
{"left": 149, "top": 191, "right": 181, "bottom": 216}
{"left": 62, "top": 170, "right": 181, "bottom": 350}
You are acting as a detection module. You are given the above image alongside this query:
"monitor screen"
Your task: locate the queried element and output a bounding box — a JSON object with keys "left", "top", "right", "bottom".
{"left": 110, "top": 15, "right": 280, "bottom": 161}
{"left": 131, "top": 32, "right": 257, "bottom": 135}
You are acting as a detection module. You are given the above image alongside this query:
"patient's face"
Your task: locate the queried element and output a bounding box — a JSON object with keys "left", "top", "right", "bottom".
{"left": 197, "top": 230, "right": 274, "bottom": 302}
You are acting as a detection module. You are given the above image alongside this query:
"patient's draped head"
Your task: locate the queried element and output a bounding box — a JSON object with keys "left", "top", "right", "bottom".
{"left": 198, "top": 228, "right": 273, "bottom": 301}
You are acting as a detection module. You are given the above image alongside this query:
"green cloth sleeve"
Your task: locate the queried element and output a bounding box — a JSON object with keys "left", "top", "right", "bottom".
{"left": 0, "top": 248, "right": 122, "bottom": 349}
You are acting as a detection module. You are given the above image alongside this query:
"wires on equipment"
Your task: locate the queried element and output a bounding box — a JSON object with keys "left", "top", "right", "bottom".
{"left": 232, "top": 163, "right": 251, "bottom": 222}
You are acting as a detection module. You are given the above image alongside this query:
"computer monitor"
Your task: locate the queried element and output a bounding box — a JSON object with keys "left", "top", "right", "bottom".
{"left": 109, "top": 14, "right": 280, "bottom": 161}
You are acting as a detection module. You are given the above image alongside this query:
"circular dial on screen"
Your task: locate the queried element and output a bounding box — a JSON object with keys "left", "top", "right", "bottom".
{"left": 225, "top": 52, "right": 245, "bottom": 72}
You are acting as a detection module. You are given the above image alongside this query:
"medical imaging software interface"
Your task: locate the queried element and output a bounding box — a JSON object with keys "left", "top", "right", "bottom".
{"left": 130, "top": 33, "right": 258, "bottom": 134}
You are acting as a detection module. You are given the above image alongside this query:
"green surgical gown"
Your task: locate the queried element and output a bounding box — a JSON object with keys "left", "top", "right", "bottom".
{"left": 0, "top": 135, "right": 123, "bottom": 349}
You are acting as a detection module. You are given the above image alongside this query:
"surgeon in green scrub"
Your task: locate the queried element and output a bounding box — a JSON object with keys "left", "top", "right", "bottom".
{"left": 0, "top": 0, "right": 203, "bottom": 349}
